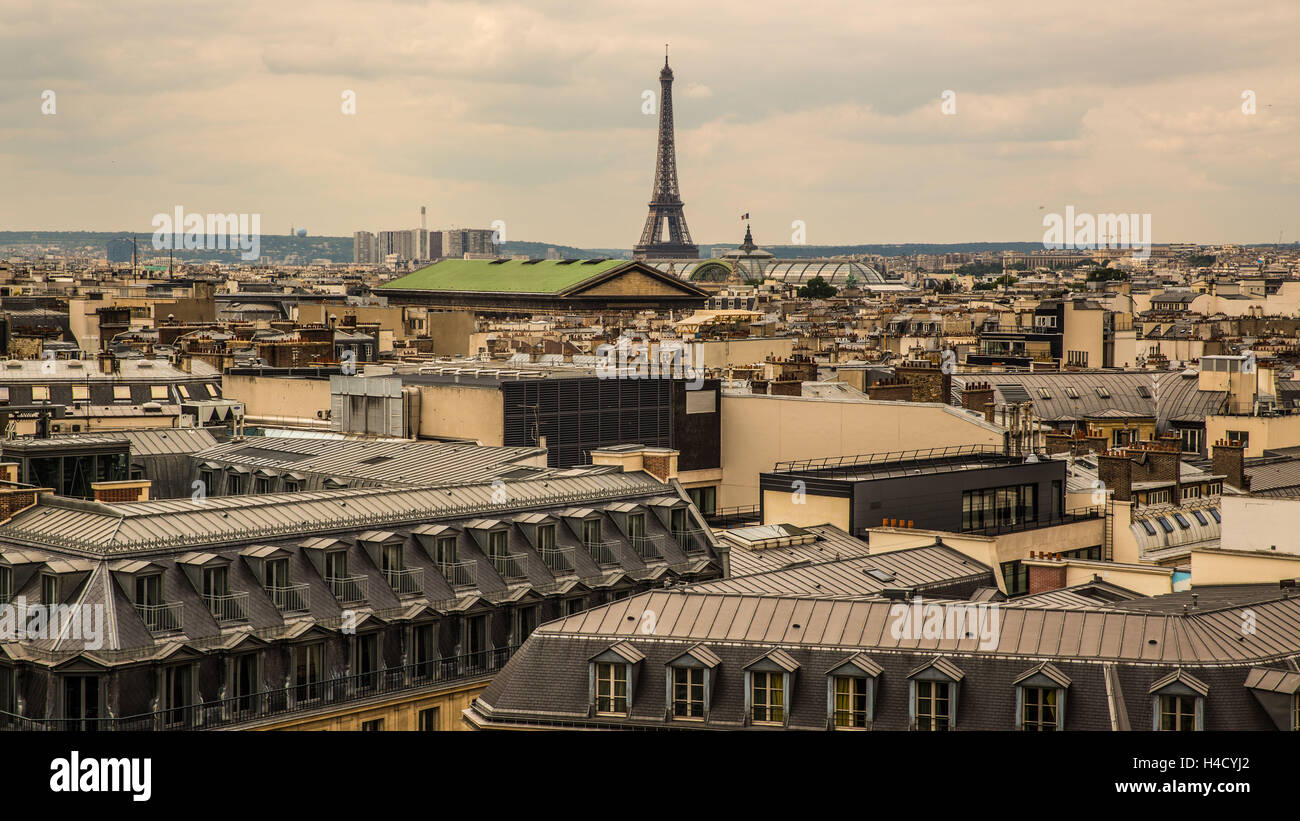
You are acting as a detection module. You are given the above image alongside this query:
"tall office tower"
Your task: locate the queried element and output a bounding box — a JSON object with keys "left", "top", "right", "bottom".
{"left": 441, "top": 229, "right": 497, "bottom": 258}
{"left": 633, "top": 50, "right": 699, "bottom": 260}
{"left": 410, "top": 228, "right": 429, "bottom": 261}
{"left": 353, "top": 231, "right": 376, "bottom": 264}
{"left": 428, "top": 230, "right": 443, "bottom": 259}
{"left": 377, "top": 230, "right": 416, "bottom": 261}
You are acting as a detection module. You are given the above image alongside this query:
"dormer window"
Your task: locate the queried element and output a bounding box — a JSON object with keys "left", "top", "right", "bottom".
{"left": 488, "top": 530, "right": 508, "bottom": 559}
{"left": 1150, "top": 670, "right": 1207, "bottom": 731}
{"left": 0, "top": 566, "right": 10, "bottom": 605}
{"left": 537, "top": 524, "right": 556, "bottom": 551}
{"left": 666, "top": 644, "right": 721, "bottom": 722}
{"left": 744, "top": 649, "right": 799, "bottom": 727}
{"left": 908, "top": 658, "right": 964, "bottom": 731}
{"left": 1014, "top": 662, "right": 1070, "bottom": 731}
{"left": 40, "top": 573, "right": 58, "bottom": 605}
{"left": 595, "top": 663, "right": 628, "bottom": 716}
{"left": 826, "top": 653, "right": 883, "bottom": 730}
{"left": 135, "top": 574, "right": 163, "bottom": 607}
{"left": 581, "top": 519, "right": 601, "bottom": 547}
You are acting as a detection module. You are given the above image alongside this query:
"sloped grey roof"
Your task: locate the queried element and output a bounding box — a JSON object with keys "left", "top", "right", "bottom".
{"left": 0, "top": 472, "right": 673, "bottom": 555}
{"left": 952, "top": 371, "right": 1226, "bottom": 431}
{"left": 191, "top": 435, "right": 548, "bottom": 488}
{"left": 537, "top": 588, "right": 1300, "bottom": 665}
{"left": 687, "top": 544, "right": 991, "bottom": 598}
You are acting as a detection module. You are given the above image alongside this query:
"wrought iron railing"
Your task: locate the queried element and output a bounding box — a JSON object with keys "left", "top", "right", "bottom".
{"left": 0, "top": 646, "right": 519, "bottom": 732}
{"left": 267, "top": 583, "right": 310, "bottom": 613}
{"left": 136, "top": 602, "right": 183, "bottom": 633}
{"left": 673, "top": 528, "right": 708, "bottom": 555}
{"left": 540, "top": 547, "right": 575, "bottom": 574}
{"left": 491, "top": 553, "right": 529, "bottom": 582}
{"left": 439, "top": 560, "right": 477, "bottom": 589}
{"left": 382, "top": 567, "right": 424, "bottom": 597}
{"left": 203, "top": 591, "right": 250, "bottom": 623}
{"left": 585, "top": 540, "right": 619, "bottom": 567}
{"left": 326, "top": 575, "right": 368, "bottom": 604}
{"left": 631, "top": 534, "right": 663, "bottom": 560}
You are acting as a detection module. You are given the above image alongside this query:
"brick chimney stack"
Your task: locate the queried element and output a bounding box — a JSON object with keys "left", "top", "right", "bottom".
{"left": 1211, "top": 439, "right": 1250, "bottom": 491}
{"left": 1097, "top": 449, "right": 1133, "bottom": 502}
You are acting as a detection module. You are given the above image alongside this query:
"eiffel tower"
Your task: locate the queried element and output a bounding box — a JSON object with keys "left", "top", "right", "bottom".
{"left": 633, "top": 49, "right": 699, "bottom": 261}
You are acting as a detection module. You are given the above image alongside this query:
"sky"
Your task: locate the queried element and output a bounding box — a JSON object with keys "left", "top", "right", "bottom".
{"left": 1, "top": 0, "right": 1298, "bottom": 248}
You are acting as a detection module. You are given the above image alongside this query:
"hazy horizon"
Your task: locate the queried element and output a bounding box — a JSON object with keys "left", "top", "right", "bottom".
{"left": 2, "top": 0, "right": 1297, "bottom": 248}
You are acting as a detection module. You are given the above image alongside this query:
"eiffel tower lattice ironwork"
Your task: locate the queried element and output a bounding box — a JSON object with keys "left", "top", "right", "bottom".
{"left": 633, "top": 49, "right": 699, "bottom": 261}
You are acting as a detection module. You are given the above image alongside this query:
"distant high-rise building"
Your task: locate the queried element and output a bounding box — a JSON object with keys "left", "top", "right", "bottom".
{"left": 353, "top": 231, "right": 376, "bottom": 264}
{"left": 441, "top": 229, "right": 497, "bottom": 258}
{"left": 377, "top": 230, "right": 416, "bottom": 261}
{"left": 107, "top": 236, "right": 135, "bottom": 264}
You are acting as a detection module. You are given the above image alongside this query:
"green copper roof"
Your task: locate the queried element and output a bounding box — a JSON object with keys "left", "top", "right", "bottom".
{"left": 378, "top": 259, "right": 629, "bottom": 294}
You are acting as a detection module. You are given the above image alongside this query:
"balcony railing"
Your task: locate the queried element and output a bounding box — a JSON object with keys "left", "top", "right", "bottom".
{"left": 0, "top": 646, "right": 520, "bottom": 732}
{"left": 631, "top": 534, "right": 663, "bottom": 560}
{"left": 382, "top": 567, "right": 424, "bottom": 597}
{"left": 585, "top": 540, "right": 619, "bottom": 567}
{"left": 326, "top": 575, "right": 368, "bottom": 604}
{"left": 491, "top": 553, "right": 529, "bottom": 582}
{"left": 673, "top": 528, "right": 708, "bottom": 555}
{"left": 439, "top": 560, "right": 477, "bottom": 589}
{"left": 267, "top": 583, "right": 310, "bottom": 614}
{"left": 136, "top": 602, "right": 183, "bottom": 633}
{"left": 203, "top": 592, "right": 250, "bottom": 623}
{"left": 540, "top": 547, "right": 575, "bottom": 575}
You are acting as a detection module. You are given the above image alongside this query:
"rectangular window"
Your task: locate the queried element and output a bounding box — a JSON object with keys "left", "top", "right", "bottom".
{"left": 325, "top": 551, "right": 348, "bottom": 580}
{"left": 488, "top": 530, "right": 507, "bottom": 560}
{"left": 435, "top": 536, "right": 457, "bottom": 567}
{"left": 1158, "top": 694, "right": 1197, "bottom": 731}
{"left": 41, "top": 574, "right": 58, "bottom": 605}
{"left": 233, "top": 653, "right": 259, "bottom": 713}
{"left": 162, "top": 664, "right": 193, "bottom": 726}
{"left": 113, "top": 385, "right": 131, "bottom": 401}
{"left": 582, "top": 519, "right": 602, "bottom": 546}
{"left": 1021, "top": 687, "right": 1058, "bottom": 731}
{"left": 518, "top": 606, "right": 538, "bottom": 643}
{"left": 419, "top": 707, "right": 440, "bottom": 731}
{"left": 0, "top": 566, "right": 10, "bottom": 605}
{"left": 31, "top": 386, "right": 50, "bottom": 401}
{"left": 294, "top": 643, "right": 325, "bottom": 702}
{"left": 673, "top": 667, "right": 705, "bottom": 718}
{"left": 203, "top": 566, "right": 228, "bottom": 598}
{"left": 834, "top": 676, "right": 870, "bottom": 728}
{"left": 360, "top": 718, "right": 384, "bottom": 731}
{"left": 1226, "top": 431, "right": 1249, "bottom": 449}
{"left": 751, "top": 671, "right": 785, "bottom": 724}
{"left": 255, "top": 475, "right": 272, "bottom": 494}
{"left": 150, "top": 385, "right": 169, "bottom": 400}
{"left": 595, "top": 662, "right": 628, "bottom": 715}
{"left": 1001, "top": 560, "right": 1028, "bottom": 595}
{"left": 355, "top": 632, "right": 379, "bottom": 690}
{"left": 536, "top": 524, "right": 555, "bottom": 551}
{"left": 916, "top": 681, "right": 950, "bottom": 731}
{"left": 626, "top": 514, "right": 645, "bottom": 541}
{"left": 135, "top": 574, "right": 162, "bottom": 607}
{"left": 265, "top": 557, "right": 289, "bottom": 590}
{"left": 687, "top": 486, "right": 716, "bottom": 515}
{"left": 71, "top": 385, "right": 89, "bottom": 401}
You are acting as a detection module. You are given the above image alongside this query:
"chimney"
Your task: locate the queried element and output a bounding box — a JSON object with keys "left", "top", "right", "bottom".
{"left": 962, "top": 381, "right": 995, "bottom": 414}
{"left": 1027, "top": 555, "right": 1068, "bottom": 595}
{"left": 1212, "top": 439, "right": 1249, "bottom": 491}
{"left": 1098, "top": 449, "right": 1133, "bottom": 502}
{"left": 91, "top": 480, "right": 151, "bottom": 503}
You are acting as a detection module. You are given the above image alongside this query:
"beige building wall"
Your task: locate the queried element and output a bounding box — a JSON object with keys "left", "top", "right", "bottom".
{"left": 415, "top": 384, "right": 504, "bottom": 445}
{"left": 1190, "top": 548, "right": 1300, "bottom": 586}
{"left": 1219, "top": 495, "right": 1300, "bottom": 554}
{"left": 224, "top": 373, "right": 332, "bottom": 424}
{"left": 760, "top": 490, "right": 850, "bottom": 531}
{"left": 692, "top": 337, "right": 797, "bottom": 370}
{"left": 719, "top": 395, "right": 1004, "bottom": 508}
{"left": 1062, "top": 303, "right": 1105, "bottom": 368}
{"left": 1205, "top": 413, "right": 1300, "bottom": 458}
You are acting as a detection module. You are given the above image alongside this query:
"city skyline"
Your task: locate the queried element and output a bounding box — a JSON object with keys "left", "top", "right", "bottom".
{"left": 1, "top": 0, "right": 1298, "bottom": 249}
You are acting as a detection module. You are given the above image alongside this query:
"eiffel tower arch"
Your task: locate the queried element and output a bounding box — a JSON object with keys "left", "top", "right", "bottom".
{"left": 633, "top": 51, "right": 699, "bottom": 261}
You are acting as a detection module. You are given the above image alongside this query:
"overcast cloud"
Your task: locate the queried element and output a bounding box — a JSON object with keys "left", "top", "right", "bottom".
{"left": 1, "top": 0, "right": 1297, "bottom": 246}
